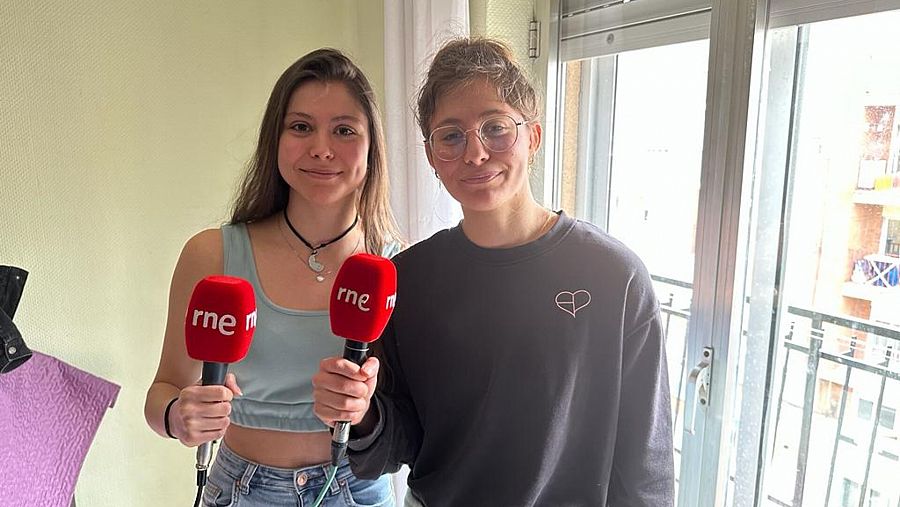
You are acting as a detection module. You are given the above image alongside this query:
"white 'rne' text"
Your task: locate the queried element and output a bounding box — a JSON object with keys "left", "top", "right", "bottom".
{"left": 191, "top": 309, "right": 257, "bottom": 336}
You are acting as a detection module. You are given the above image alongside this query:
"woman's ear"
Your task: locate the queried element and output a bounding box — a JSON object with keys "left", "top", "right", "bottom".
{"left": 528, "top": 122, "right": 543, "bottom": 156}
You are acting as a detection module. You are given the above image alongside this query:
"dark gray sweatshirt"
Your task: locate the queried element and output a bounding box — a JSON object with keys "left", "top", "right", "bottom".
{"left": 349, "top": 212, "right": 674, "bottom": 506}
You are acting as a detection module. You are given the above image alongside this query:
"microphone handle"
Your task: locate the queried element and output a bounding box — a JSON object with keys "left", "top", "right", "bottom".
{"left": 342, "top": 339, "right": 369, "bottom": 365}
{"left": 197, "top": 362, "right": 229, "bottom": 472}
{"left": 201, "top": 362, "right": 228, "bottom": 386}
{"left": 332, "top": 340, "right": 370, "bottom": 465}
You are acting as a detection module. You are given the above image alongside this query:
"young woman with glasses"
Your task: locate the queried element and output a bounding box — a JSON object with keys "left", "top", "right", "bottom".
{"left": 313, "top": 37, "right": 674, "bottom": 506}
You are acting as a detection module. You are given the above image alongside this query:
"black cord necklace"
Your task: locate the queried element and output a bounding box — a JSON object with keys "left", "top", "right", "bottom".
{"left": 282, "top": 208, "right": 359, "bottom": 275}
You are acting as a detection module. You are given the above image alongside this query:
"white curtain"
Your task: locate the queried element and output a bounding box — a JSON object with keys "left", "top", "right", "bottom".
{"left": 384, "top": 0, "right": 467, "bottom": 245}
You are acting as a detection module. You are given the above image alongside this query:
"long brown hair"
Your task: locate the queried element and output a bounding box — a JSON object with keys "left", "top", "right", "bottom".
{"left": 230, "top": 48, "right": 400, "bottom": 254}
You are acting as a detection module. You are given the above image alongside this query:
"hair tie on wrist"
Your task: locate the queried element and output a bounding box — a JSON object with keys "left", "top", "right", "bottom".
{"left": 164, "top": 397, "right": 179, "bottom": 439}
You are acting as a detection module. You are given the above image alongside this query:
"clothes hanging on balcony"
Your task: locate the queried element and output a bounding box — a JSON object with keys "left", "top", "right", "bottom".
{"left": 0, "top": 351, "right": 119, "bottom": 507}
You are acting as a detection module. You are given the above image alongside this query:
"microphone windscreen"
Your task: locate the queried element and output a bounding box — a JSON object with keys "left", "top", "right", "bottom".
{"left": 330, "top": 254, "right": 397, "bottom": 343}
{"left": 185, "top": 275, "right": 257, "bottom": 363}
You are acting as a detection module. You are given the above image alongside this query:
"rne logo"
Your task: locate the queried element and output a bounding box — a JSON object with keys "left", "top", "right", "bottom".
{"left": 190, "top": 309, "right": 257, "bottom": 336}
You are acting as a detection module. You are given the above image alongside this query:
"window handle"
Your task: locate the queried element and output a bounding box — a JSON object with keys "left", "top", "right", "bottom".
{"left": 685, "top": 347, "right": 713, "bottom": 435}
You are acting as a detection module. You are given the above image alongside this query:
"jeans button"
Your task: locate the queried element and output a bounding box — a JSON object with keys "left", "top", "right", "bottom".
{"left": 296, "top": 472, "right": 308, "bottom": 486}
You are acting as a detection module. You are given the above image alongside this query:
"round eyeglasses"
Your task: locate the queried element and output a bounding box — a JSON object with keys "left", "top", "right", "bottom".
{"left": 426, "top": 114, "right": 527, "bottom": 162}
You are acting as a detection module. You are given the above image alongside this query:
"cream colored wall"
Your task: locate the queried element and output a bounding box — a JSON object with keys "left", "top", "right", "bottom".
{"left": 0, "top": 1, "right": 383, "bottom": 505}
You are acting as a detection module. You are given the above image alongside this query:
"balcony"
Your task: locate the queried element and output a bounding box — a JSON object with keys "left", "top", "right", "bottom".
{"left": 853, "top": 189, "right": 900, "bottom": 207}
{"left": 844, "top": 253, "right": 900, "bottom": 304}
{"left": 653, "top": 275, "right": 900, "bottom": 506}
{"left": 768, "top": 307, "right": 900, "bottom": 506}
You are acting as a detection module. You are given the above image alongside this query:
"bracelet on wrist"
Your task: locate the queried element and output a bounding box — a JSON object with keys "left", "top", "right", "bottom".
{"left": 163, "top": 397, "right": 179, "bottom": 439}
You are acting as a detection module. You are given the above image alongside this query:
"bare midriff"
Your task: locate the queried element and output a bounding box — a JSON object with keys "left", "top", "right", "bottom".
{"left": 224, "top": 424, "right": 332, "bottom": 468}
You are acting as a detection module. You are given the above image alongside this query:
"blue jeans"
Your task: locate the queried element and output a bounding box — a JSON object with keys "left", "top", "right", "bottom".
{"left": 202, "top": 442, "right": 394, "bottom": 507}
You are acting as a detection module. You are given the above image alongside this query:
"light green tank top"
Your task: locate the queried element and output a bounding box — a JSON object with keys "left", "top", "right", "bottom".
{"left": 221, "top": 222, "right": 398, "bottom": 432}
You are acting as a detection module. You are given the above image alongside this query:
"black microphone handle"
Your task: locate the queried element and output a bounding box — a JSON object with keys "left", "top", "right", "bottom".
{"left": 332, "top": 339, "right": 371, "bottom": 465}
{"left": 197, "top": 362, "right": 229, "bottom": 473}
{"left": 342, "top": 339, "right": 369, "bottom": 365}
{"left": 201, "top": 362, "right": 228, "bottom": 386}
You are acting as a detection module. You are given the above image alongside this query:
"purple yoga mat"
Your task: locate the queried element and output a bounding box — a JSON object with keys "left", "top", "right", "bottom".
{"left": 0, "top": 351, "right": 120, "bottom": 506}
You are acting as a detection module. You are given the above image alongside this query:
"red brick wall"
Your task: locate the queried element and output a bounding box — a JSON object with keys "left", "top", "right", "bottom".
{"left": 841, "top": 203, "right": 883, "bottom": 319}
{"left": 842, "top": 297, "right": 872, "bottom": 319}
{"left": 848, "top": 204, "right": 884, "bottom": 268}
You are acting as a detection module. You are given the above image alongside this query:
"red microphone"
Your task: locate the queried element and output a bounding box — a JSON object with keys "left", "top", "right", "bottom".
{"left": 328, "top": 253, "right": 397, "bottom": 464}
{"left": 184, "top": 275, "right": 256, "bottom": 478}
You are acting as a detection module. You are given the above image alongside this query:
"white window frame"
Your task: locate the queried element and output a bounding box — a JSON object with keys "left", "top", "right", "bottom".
{"left": 543, "top": 0, "right": 900, "bottom": 505}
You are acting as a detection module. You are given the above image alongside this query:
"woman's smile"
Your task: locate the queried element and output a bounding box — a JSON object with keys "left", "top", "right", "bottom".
{"left": 299, "top": 167, "right": 343, "bottom": 179}
{"left": 460, "top": 170, "right": 503, "bottom": 185}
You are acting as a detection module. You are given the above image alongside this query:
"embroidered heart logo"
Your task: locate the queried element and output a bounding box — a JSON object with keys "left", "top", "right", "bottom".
{"left": 555, "top": 290, "right": 591, "bottom": 318}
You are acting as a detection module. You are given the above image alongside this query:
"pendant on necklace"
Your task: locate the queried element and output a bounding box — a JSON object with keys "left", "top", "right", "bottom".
{"left": 308, "top": 252, "right": 325, "bottom": 273}
{"left": 315, "top": 274, "right": 326, "bottom": 283}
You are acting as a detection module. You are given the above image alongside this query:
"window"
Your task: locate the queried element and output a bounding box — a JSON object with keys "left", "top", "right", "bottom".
{"left": 858, "top": 400, "right": 898, "bottom": 430}
{"left": 548, "top": 1, "right": 900, "bottom": 505}
{"left": 883, "top": 219, "right": 900, "bottom": 256}
{"left": 860, "top": 399, "right": 874, "bottom": 421}
{"left": 843, "top": 478, "right": 860, "bottom": 507}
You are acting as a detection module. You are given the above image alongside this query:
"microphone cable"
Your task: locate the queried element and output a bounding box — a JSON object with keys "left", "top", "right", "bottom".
{"left": 193, "top": 472, "right": 203, "bottom": 507}
{"left": 311, "top": 465, "right": 338, "bottom": 507}
{"left": 192, "top": 440, "right": 217, "bottom": 507}
{"left": 187, "top": 439, "right": 337, "bottom": 507}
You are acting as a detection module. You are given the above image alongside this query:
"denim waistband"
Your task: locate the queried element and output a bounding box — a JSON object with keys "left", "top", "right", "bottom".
{"left": 214, "top": 441, "right": 354, "bottom": 495}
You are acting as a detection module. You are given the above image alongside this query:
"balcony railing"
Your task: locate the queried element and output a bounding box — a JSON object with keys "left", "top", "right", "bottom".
{"left": 650, "top": 275, "right": 693, "bottom": 465}
{"left": 853, "top": 254, "right": 900, "bottom": 288}
{"left": 650, "top": 275, "right": 900, "bottom": 507}
{"left": 770, "top": 306, "right": 900, "bottom": 507}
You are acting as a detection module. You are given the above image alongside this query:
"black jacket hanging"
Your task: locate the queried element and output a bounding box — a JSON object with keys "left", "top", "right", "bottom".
{"left": 0, "top": 265, "right": 32, "bottom": 374}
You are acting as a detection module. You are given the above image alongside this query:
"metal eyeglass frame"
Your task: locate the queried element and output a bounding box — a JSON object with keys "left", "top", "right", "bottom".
{"left": 425, "top": 114, "right": 528, "bottom": 162}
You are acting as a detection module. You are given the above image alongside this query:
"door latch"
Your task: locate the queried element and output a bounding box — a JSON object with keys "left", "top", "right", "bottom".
{"left": 684, "top": 347, "right": 713, "bottom": 435}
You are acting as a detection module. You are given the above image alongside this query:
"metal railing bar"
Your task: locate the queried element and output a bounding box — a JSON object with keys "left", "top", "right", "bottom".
{"left": 660, "top": 293, "right": 677, "bottom": 342}
{"left": 771, "top": 357, "right": 791, "bottom": 453}
{"left": 660, "top": 307, "right": 692, "bottom": 319}
{"left": 673, "top": 333, "right": 689, "bottom": 433}
{"left": 782, "top": 342, "right": 900, "bottom": 382}
{"left": 772, "top": 323, "right": 795, "bottom": 457}
{"left": 824, "top": 364, "right": 853, "bottom": 506}
{"left": 787, "top": 305, "right": 900, "bottom": 340}
{"left": 793, "top": 334, "right": 823, "bottom": 505}
{"left": 650, "top": 274, "right": 695, "bottom": 290}
{"left": 858, "top": 374, "right": 888, "bottom": 507}
{"left": 766, "top": 494, "right": 792, "bottom": 507}
{"left": 819, "top": 352, "right": 900, "bottom": 382}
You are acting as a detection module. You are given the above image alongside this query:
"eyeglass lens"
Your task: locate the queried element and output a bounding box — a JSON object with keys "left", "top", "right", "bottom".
{"left": 429, "top": 115, "right": 520, "bottom": 161}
